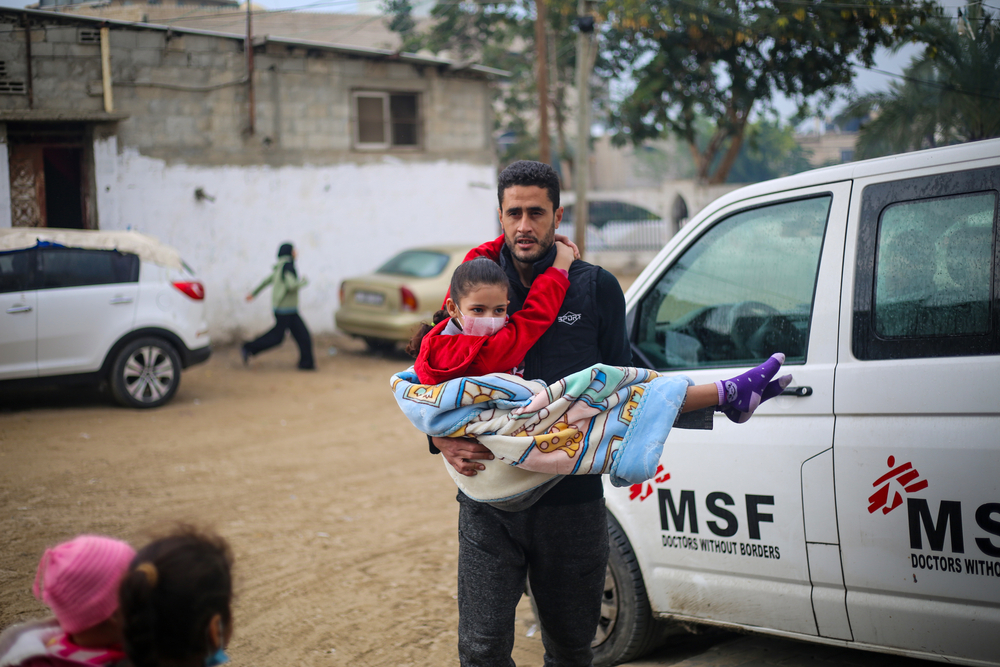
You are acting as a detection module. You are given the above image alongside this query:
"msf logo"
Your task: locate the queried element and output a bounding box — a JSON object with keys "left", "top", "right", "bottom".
{"left": 867, "top": 455, "right": 1000, "bottom": 560}
{"left": 868, "top": 455, "right": 929, "bottom": 515}
{"left": 629, "top": 464, "right": 671, "bottom": 501}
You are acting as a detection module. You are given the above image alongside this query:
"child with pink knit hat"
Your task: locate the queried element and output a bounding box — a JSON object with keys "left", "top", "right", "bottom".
{"left": 0, "top": 535, "right": 135, "bottom": 667}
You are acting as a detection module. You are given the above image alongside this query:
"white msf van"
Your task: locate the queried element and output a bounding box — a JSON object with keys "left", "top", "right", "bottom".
{"left": 594, "top": 139, "right": 1000, "bottom": 666}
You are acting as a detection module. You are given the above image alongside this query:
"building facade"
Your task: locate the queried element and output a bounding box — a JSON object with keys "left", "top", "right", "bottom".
{"left": 0, "top": 8, "right": 501, "bottom": 339}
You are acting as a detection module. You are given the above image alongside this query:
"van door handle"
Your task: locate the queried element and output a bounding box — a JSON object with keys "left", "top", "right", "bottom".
{"left": 109, "top": 296, "right": 134, "bottom": 305}
{"left": 6, "top": 304, "right": 32, "bottom": 314}
{"left": 782, "top": 386, "right": 813, "bottom": 397}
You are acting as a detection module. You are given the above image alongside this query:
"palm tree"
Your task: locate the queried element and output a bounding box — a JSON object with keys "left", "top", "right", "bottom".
{"left": 845, "top": 3, "right": 1000, "bottom": 159}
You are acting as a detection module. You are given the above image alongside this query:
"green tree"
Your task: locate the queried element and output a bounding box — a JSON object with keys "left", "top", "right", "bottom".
{"left": 600, "top": 0, "right": 935, "bottom": 184}
{"left": 382, "top": 0, "right": 419, "bottom": 52}
{"left": 845, "top": 4, "right": 1000, "bottom": 159}
{"left": 388, "top": 0, "right": 598, "bottom": 172}
{"left": 726, "top": 119, "right": 814, "bottom": 183}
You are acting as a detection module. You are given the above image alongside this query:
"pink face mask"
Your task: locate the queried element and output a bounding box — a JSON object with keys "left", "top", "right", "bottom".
{"left": 458, "top": 309, "right": 508, "bottom": 337}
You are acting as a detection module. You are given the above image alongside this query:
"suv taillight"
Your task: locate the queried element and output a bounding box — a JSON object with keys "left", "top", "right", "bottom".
{"left": 173, "top": 281, "right": 205, "bottom": 300}
{"left": 400, "top": 286, "right": 418, "bottom": 312}
{"left": 339, "top": 282, "right": 345, "bottom": 304}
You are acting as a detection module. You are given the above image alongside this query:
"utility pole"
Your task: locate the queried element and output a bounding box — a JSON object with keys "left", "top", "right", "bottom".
{"left": 573, "top": 0, "right": 595, "bottom": 257}
{"left": 534, "top": 0, "right": 550, "bottom": 164}
{"left": 246, "top": 0, "right": 256, "bottom": 135}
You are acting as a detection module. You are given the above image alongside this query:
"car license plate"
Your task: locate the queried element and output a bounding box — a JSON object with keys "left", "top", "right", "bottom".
{"left": 354, "top": 290, "right": 385, "bottom": 306}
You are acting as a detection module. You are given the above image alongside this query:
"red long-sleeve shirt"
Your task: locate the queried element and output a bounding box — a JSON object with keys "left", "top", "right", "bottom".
{"left": 415, "top": 265, "right": 570, "bottom": 385}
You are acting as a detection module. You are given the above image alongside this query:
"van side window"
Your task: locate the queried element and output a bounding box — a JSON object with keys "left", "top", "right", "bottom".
{"left": 875, "top": 193, "right": 995, "bottom": 337}
{"left": 854, "top": 167, "right": 998, "bottom": 360}
{"left": 632, "top": 195, "right": 831, "bottom": 370}
{"left": 37, "top": 248, "right": 140, "bottom": 289}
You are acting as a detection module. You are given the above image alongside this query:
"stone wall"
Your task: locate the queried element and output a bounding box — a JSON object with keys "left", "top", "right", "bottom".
{"left": 0, "top": 20, "right": 493, "bottom": 167}
{"left": 0, "top": 13, "right": 500, "bottom": 339}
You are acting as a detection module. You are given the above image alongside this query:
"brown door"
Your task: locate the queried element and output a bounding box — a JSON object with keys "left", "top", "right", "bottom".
{"left": 8, "top": 144, "right": 45, "bottom": 228}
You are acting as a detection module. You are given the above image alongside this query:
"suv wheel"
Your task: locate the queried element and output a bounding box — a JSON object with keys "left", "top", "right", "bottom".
{"left": 110, "top": 337, "right": 182, "bottom": 409}
{"left": 592, "top": 514, "right": 674, "bottom": 666}
{"left": 364, "top": 337, "right": 396, "bottom": 354}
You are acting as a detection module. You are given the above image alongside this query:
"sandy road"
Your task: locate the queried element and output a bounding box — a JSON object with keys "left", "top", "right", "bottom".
{"left": 0, "top": 334, "right": 941, "bottom": 667}
{"left": 0, "top": 335, "right": 546, "bottom": 666}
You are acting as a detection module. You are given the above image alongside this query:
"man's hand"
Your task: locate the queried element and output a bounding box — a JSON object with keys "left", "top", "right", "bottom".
{"left": 432, "top": 436, "right": 494, "bottom": 476}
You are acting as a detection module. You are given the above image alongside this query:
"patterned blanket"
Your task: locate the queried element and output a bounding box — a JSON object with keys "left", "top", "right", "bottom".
{"left": 391, "top": 364, "right": 692, "bottom": 505}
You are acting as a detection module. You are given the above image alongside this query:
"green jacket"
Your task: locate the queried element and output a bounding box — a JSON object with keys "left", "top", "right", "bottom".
{"left": 251, "top": 256, "right": 308, "bottom": 311}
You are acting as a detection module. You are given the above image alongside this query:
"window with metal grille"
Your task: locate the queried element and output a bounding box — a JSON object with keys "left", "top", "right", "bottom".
{"left": 353, "top": 92, "right": 420, "bottom": 149}
{"left": 0, "top": 60, "right": 25, "bottom": 94}
{"left": 78, "top": 29, "right": 101, "bottom": 44}
{"left": 0, "top": 80, "right": 26, "bottom": 94}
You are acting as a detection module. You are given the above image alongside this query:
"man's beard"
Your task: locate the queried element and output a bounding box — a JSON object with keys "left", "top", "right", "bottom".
{"left": 505, "top": 223, "right": 556, "bottom": 265}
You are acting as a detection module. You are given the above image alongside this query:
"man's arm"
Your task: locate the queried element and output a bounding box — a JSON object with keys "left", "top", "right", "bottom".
{"left": 595, "top": 268, "right": 633, "bottom": 366}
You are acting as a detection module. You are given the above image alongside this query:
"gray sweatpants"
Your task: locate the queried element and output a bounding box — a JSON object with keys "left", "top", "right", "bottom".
{"left": 456, "top": 494, "right": 610, "bottom": 667}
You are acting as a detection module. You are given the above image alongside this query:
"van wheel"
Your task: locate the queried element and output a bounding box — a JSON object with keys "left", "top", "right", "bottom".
{"left": 592, "top": 514, "right": 674, "bottom": 666}
{"left": 110, "top": 337, "right": 181, "bottom": 409}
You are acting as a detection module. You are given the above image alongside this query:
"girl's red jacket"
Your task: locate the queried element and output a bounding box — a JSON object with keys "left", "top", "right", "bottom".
{"left": 415, "top": 265, "right": 570, "bottom": 385}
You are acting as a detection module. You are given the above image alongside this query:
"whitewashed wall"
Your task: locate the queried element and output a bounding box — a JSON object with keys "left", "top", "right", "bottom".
{"left": 101, "top": 147, "right": 499, "bottom": 342}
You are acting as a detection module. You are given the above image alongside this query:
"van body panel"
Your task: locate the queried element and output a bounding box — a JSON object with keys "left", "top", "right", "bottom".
{"left": 610, "top": 138, "right": 1000, "bottom": 666}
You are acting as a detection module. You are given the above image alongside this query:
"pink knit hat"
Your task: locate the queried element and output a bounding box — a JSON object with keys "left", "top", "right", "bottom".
{"left": 32, "top": 535, "right": 136, "bottom": 634}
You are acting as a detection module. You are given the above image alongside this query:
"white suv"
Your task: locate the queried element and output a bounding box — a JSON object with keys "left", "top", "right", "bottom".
{"left": 0, "top": 229, "right": 211, "bottom": 408}
{"left": 594, "top": 139, "right": 1000, "bottom": 666}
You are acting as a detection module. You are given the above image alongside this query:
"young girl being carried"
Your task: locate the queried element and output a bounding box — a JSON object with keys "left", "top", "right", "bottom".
{"left": 396, "top": 251, "right": 791, "bottom": 509}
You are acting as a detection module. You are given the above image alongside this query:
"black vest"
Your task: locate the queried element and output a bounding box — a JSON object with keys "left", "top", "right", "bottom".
{"left": 500, "top": 244, "right": 603, "bottom": 384}
{"left": 499, "top": 243, "right": 611, "bottom": 505}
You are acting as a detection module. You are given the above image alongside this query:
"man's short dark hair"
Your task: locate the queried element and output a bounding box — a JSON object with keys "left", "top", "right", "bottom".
{"left": 497, "top": 161, "right": 560, "bottom": 210}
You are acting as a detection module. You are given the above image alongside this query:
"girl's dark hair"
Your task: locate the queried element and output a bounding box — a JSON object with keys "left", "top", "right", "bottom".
{"left": 119, "top": 526, "right": 234, "bottom": 667}
{"left": 405, "top": 257, "right": 508, "bottom": 358}
{"left": 278, "top": 242, "right": 297, "bottom": 279}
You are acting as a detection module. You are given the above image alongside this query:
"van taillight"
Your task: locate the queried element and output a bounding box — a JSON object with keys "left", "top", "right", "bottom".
{"left": 339, "top": 282, "right": 345, "bottom": 304}
{"left": 400, "top": 286, "right": 418, "bottom": 312}
{"left": 173, "top": 281, "right": 205, "bottom": 300}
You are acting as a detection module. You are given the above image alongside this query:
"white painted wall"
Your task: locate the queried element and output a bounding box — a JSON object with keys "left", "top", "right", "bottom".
{"left": 100, "top": 148, "right": 498, "bottom": 342}
{"left": 0, "top": 123, "right": 10, "bottom": 229}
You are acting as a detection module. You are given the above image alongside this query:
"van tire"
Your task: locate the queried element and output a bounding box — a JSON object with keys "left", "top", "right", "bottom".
{"left": 110, "top": 337, "right": 182, "bottom": 409}
{"left": 592, "top": 514, "right": 673, "bottom": 666}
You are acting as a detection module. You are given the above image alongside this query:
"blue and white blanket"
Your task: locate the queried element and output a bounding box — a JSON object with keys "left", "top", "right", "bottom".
{"left": 391, "top": 364, "right": 692, "bottom": 505}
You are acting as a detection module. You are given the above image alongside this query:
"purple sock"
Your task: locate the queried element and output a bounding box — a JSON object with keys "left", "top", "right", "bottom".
{"left": 715, "top": 353, "right": 792, "bottom": 424}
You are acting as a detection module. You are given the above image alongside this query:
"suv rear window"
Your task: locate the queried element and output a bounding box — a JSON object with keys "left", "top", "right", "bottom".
{"left": 37, "top": 247, "right": 140, "bottom": 289}
{"left": 377, "top": 251, "right": 449, "bottom": 278}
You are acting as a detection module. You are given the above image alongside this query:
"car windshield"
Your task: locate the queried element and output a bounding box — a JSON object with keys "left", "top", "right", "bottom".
{"left": 376, "top": 250, "right": 450, "bottom": 278}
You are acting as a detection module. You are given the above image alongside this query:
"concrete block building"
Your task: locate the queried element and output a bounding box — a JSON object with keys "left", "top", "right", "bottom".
{"left": 0, "top": 7, "right": 502, "bottom": 339}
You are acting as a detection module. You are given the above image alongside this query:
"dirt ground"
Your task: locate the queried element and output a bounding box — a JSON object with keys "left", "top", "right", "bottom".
{"left": 0, "top": 334, "right": 547, "bottom": 666}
